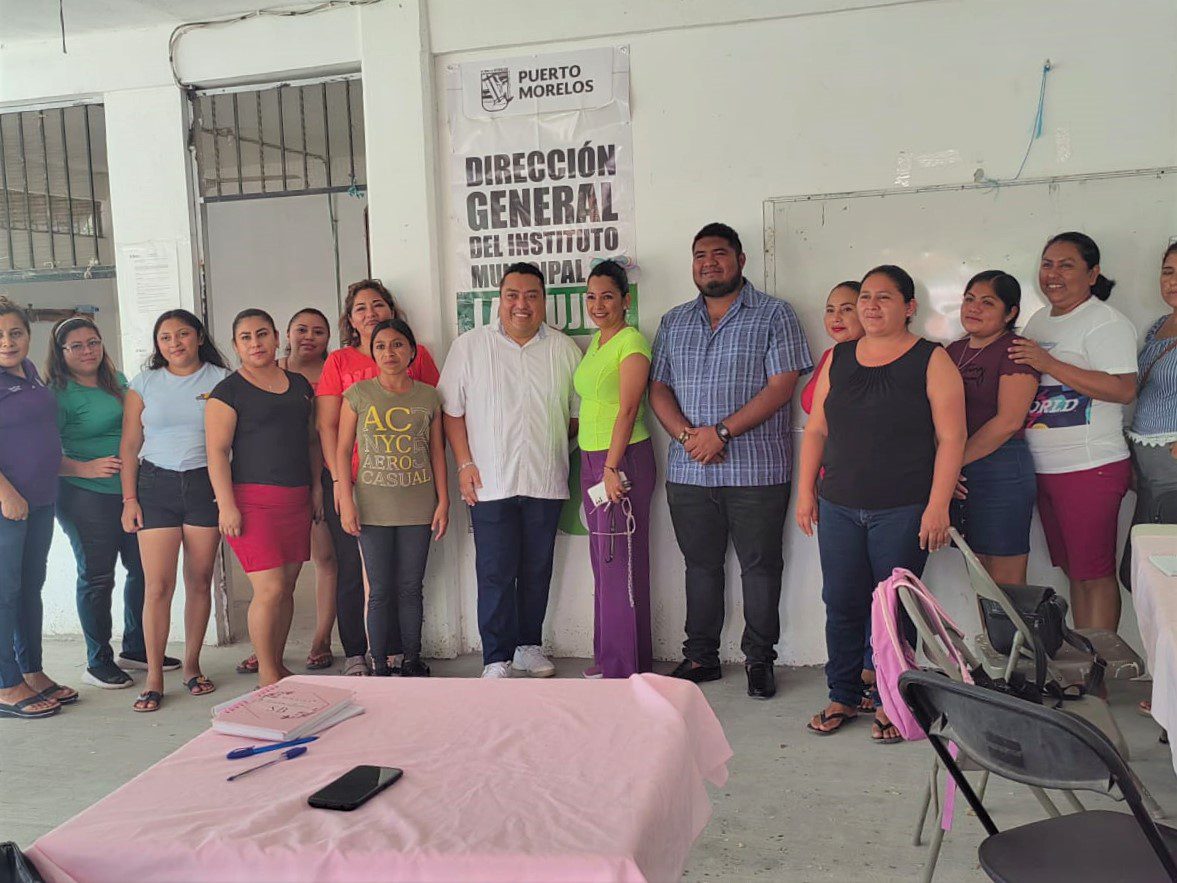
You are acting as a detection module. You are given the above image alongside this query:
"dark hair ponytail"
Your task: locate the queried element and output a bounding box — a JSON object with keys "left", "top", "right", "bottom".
{"left": 1044, "top": 231, "right": 1116, "bottom": 301}
{"left": 965, "top": 270, "right": 1022, "bottom": 331}
{"left": 45, "top": 316, "right": 124, "bottom": 400}
{"left": 587, "top": 259, "right": 630, "bottom": 296}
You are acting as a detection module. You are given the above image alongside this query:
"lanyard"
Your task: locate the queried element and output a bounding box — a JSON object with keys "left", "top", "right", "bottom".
{"left": 589, "top": 495, "right": 636, "bottom": 608}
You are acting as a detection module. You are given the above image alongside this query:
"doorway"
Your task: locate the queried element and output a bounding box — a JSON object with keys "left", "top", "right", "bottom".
{"left": 187, "top": 75, "right": 370, "bottom": 647}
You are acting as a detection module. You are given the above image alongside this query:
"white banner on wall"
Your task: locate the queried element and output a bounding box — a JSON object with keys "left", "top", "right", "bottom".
{"left": 445, "top": 46, "right": 637, "bottom": 337}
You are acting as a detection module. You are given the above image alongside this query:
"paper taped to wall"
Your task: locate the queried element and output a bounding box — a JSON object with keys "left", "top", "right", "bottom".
{"left": 116, "top": 240, "right": 182, "bottom": 368}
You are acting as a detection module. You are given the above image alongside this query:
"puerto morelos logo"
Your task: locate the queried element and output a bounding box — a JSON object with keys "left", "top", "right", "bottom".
{"left": 480, "top": 67, "right": 512, "bottom": 112}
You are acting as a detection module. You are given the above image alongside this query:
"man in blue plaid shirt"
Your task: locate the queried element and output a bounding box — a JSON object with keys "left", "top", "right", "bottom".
{"left": 650, "top": 223, "right": 812, "bottom": 699}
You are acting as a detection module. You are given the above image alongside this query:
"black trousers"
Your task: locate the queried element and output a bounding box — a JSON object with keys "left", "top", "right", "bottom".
{"left": 665, "top": 482, "right": 790, "bottom": 667}
{"left": 321, "top": 468, "right": 366, "bottom": 659}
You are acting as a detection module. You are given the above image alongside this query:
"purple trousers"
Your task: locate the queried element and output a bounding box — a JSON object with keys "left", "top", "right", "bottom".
{"left": 579, "top": 439, "right": 655, "bottom": 678}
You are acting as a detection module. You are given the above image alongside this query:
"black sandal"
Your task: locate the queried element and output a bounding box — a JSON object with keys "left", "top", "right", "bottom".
{"left": 36, "top": 682, "right": 78, "bottom": 705}
{"left": 0, "top": 694, "right": 61, "bottom": 719}
{"left": 133, "top": 691, "right": 162, "bottom": 713}
{"left": 184, "top": 675, "right": 216, "bottom": 696}
{"left": 871, "top": 714, "right": 903, "bottom": 745}
{"left": 807, "top": 709, "right": 857, "bottom": 735}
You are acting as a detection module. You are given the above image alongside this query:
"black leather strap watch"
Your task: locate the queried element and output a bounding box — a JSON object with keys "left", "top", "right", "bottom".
{"left": 715, "top": 422, "right": 732, "bottom": 445}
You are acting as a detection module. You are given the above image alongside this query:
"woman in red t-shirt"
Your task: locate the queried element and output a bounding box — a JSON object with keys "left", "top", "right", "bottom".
{"left": 316, "top": 280, "right": 439, "bottom": 677}
{"left": 801, "top": 282, "right": 864, "bottom": 415}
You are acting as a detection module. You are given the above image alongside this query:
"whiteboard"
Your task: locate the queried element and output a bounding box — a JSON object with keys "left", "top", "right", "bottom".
{"left": 763, "top": 168, "right": 1177, "bottom": 658}
{"left": 765, "top": 167, "right": 1177, "bottom": 429}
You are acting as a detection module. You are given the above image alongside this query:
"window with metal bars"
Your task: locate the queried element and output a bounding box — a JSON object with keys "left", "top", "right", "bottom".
{"left": 191, "top": 77, "right": 365, "bottom": 201}
{"left": 0, "top": 103, "right": 110, "bottom": 279}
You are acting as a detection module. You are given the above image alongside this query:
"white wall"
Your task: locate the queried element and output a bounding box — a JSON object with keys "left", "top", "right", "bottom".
{"left": 430, "top": 0, "right": 1177, "bottom": 663}
{"left": 4, "top": 0, "right": 1175, "bottom": 662}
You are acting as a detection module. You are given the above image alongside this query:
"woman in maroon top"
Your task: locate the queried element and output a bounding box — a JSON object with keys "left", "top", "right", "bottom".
{"left": 945, "top": 271, "right": 1040, "bottom": 585}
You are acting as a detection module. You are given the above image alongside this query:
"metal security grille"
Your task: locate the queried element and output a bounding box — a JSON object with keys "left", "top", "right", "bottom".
{"left": 0, "top": 103, "right": 111, "bottom": 281}
{"left": 191, "top": 76, "right": 365, "bottom": 201}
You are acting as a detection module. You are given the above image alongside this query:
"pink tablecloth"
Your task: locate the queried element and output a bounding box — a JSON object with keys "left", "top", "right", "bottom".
{"left": 28, "top": 674, "right": 731, "bottom": 883}
{"left": 1132, "top": 525, "right": 1177, "bottom": 776}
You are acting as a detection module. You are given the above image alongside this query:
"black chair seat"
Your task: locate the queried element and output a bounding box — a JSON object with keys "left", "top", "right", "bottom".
{"left": 979, "top": 810, "right": 1177, "bottom": 882}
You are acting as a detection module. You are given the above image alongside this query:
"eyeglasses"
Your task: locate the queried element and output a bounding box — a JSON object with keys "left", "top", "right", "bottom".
{"left": 63, "top": 338, "right": 102, "bottom": 355}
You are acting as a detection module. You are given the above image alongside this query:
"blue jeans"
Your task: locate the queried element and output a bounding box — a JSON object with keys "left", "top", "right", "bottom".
{"left": 960, "top": 437, "right": 1036, "bottom": 556}
{"left": 56, "top": 482, "right": 146, "bottom": 668}
{"left": 358, "top": 524, "right": 432, "bottom": 662}
{"left": 0, "top": 505, "right": 54, "bottom": 689}
{"left": 470, "top": 496, "right": 563, "bottom": 665}
{"left": 817, "top": 498, "right": 927, "bottom": 707}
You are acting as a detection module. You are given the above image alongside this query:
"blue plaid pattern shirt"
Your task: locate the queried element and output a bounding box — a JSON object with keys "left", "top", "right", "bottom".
{"left": 650, "top": 281, "right": 813, "bottom": 487}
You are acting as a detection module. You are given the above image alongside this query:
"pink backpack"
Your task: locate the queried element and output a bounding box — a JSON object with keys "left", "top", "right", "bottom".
{"left": 871, "top": 567, "right": 972, "bottom": 742}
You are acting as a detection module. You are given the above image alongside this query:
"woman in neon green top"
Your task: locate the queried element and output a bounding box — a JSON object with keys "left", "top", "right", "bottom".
{"left": 573, "top": 260, "right": 655, "bottom": 678}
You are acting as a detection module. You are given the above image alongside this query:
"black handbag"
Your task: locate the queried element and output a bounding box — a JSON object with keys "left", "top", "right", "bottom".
{"left": 978, "top": 583, "right": 1106, "bottom": 697}
{"left": 979, "top": 584, "right": 1065, "bottom": 657}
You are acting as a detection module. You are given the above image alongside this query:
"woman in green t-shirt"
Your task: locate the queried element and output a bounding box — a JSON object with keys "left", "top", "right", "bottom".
{"left": 573, "top": 260, "right": 656, "bottom": 679}
{"left": 45, "top": 316, "right": 154, "bottom": 690}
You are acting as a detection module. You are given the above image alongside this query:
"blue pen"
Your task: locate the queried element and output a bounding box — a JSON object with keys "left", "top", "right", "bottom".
{"left": 226, "top": 745, "right": 308, "bottom": 782}
{"left": 226, "top": 735, "right": 318, "bottom": 760}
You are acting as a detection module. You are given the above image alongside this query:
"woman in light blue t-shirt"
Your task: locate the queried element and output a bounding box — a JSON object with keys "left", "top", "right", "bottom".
{"left": 120, "top": 309, "right": 229, "bottom": 713}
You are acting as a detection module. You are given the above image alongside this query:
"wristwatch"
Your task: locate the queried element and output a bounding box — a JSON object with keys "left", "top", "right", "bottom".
{"left": 677, "top": 427, "right": 692, "bottom": 445}
{"left": 715, "top": 422, "right": 732, "bottom": 445}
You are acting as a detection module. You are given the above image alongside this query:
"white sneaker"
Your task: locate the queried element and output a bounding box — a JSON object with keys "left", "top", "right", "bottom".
{"left": 512, "top": 645, "right": 556, "bottom": 678}
{"left": 481, "top": 661, "right": 512, "bottom": 678}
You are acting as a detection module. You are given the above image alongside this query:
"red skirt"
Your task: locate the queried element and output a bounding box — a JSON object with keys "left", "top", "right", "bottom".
{"left": 225, "top": 483, "right": 311, "bottom": 573}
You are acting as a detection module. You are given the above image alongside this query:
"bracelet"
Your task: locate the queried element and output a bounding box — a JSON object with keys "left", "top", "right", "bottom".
{"left": 604, "top": 465, "right": 620, "bottom": 473}
{"left": 458, "top": 461, "right": 476, "bottom": 472}
{"left": 676, "top": 428, "right": 691, "bottom": 445}
{"left": 122, "top": 497, "right": 137, "bottom": 503}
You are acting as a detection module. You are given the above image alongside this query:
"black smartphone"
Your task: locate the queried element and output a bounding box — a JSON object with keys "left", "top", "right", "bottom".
{"left": 307, "top": 765, "right": 403, "bottom": 811}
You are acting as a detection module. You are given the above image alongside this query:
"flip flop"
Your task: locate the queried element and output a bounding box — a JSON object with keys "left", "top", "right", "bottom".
{"left": 184, "top": 675, "right": 216, "bottom": 696}
{"left": 871, "top": 715, "right": 903, "bottom": 745}
{"left": 35, "top": 682, "right": 78, "bottom": 705}
{"left": 807, "top": 709, "right": 857, "bottom": 735}
{"left": 305, "top": 651, "right": 334, "bottom": 671}
{"left": 0, "top": 694, "right": 61, "bottom": 719}
{"left": 132, "top": 691, "right": 162, "bottom": 713}
{"left": 236, "top": 655, "right": 259, "bottom": 675}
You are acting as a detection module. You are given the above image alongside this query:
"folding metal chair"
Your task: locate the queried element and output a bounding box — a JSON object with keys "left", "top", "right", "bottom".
{"left": 896, "top": 580, "right": 1062, "bottom": 882}
{"left": 899, "top": 670, "right": 1177, "bottom": 882}
{"left": 950, "top": 528, "right": 1163, "bottom": 817}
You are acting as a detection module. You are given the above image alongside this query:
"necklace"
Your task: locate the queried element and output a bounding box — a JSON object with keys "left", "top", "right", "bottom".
{"left": 955, "top": 336, "right": 998, "bottom": 371}
{"left": 243, "top": 365, "right": 284, "bottom": 393}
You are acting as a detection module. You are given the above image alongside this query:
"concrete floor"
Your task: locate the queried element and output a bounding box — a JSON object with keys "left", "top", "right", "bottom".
{"left": 3, "top": 638, "right": 1174, "bottom": 882}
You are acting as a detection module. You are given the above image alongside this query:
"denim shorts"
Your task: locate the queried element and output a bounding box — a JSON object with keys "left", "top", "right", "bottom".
{"left": 960, "top": 437, "right": 1037, "bottom": 556}
{"left": 137, "top": 460, "right": 219, "bottom": 529}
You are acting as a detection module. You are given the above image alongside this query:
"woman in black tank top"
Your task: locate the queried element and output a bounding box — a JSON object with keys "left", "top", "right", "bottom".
{"left": 796, "top": 265, "right": 966, "bottom": 743}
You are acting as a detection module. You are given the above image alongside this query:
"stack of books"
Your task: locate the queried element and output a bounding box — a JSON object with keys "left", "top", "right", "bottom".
{"left": 211, "top": 681, "right": 363, "bottom": 741}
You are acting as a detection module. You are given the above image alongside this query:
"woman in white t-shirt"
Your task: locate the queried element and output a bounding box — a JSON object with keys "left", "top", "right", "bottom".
{"left": 1009, "top": 232, "right": 1138, "bottom": 632}
{"left": 120, "top": 310, "right": 231, "bottom": 712}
